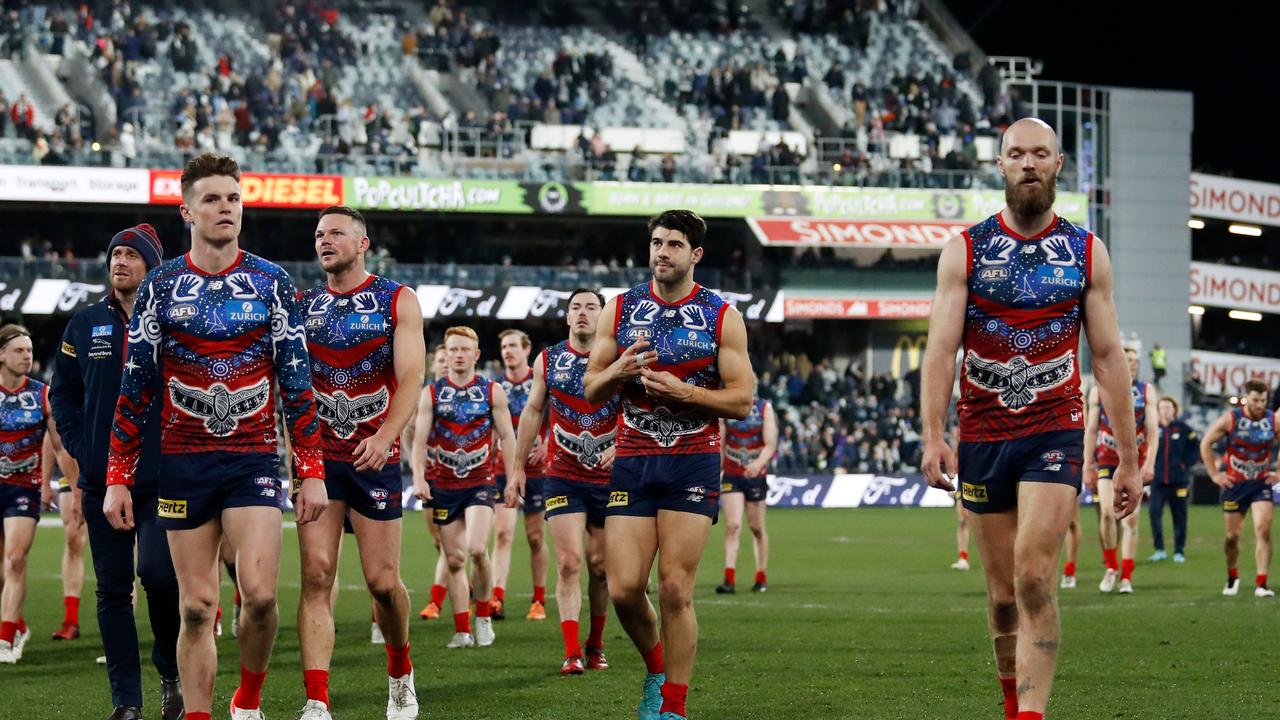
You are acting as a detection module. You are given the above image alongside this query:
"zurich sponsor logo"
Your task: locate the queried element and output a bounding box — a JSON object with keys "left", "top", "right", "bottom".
{"left": 346, "top": 313, "right": 385, "bottom": 332}
{"left": 168, "top": 303, "right": 198, "bottom": 321}
{"left": 226, "top": 300, "right": 268, "bottom": 322}
{"left": 1036, "top": 265, "right": 1082, "bottom": 289}
{"left": 978, "top": 267, "right": 1009, "bottom": 282}
{"left": 92, "top": 324, "right": 113, "bottom": 338}
{"left": 676, "top": 329, "right": 715, "bottom": 352}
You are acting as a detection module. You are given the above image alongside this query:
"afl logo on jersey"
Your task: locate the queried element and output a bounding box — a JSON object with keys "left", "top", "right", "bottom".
{"left": 978, "top": 267, "right": 1009, "bottom": 282}
{"left": 168, "top": 303, "right": 197, "bottom": 321}
{"left": 625, "top": 327, "right": 653, "bottom": 343}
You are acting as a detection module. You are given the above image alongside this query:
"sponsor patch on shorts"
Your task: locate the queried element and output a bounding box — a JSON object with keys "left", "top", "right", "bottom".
{"left": 545, "top": 495, "right": 568, "bottom": 511}
{"left": 158, "top": 498, "right": 188, "bottom": 518}
{"left": 1224, "top": 500, "right": 1239, "bottom": 511}
{"left": 608, "top": 491, "right": 629, "bottom": 508}
{"left": 960, "top": 482, "right": 987, "bottom": 503}
{"left": 1176, "top": 487, "right": 1188, "bottom": 498}
{"left": 434, "top": 508, "right": 449, "bottom": 520}
{"left": 1097, "top": 467, "right": 1113, "bottom": 479}
{"left": 721, "top": 482, "right": 734, "bottom": 492}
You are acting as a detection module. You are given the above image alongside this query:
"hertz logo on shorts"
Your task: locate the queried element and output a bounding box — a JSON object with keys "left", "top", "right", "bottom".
{"left": 1224, "top": 500, "right": 1239, "bottom": 511}
{"left": 545, "top": 495, "right": 569, "bottom": 511}
{"left": 434, "top": 508, "right": 449, "bottom": 520}
{"left": 721, "top": 482, "right": 733, "bottom": 493}
{"left": 1097, "top": 468, "right": 1113, "bottom": 479}
{"left": 158, "top": 499, "right": 188, "bottom": 519}
{"left": 608, "top": 491, "right": 629, "bottom": 508}
{"left": 960, "top": 483, "right": 988, "bottom": 503}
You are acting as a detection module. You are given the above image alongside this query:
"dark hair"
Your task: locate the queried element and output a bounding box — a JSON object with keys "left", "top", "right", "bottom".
{"left": 568, "top": 287, "right": 605, "bottom": 307}
{"left": 648, "top": 209, "right": 707, "bottom": 248}
{"left": 180, "top": 153, "right": 241, "bottom": 198}
{"left": 0, "top": 324, "right": 31, "bottom": 350}
{"left": 319, "top": 205, "right": 367, "bottom": 234}
{"left": 1245, "top": 378, "right": 1269, "bottom": 395}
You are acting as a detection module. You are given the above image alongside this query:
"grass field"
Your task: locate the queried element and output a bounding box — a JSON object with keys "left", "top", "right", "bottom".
{"left": 6, "top": 505, "right": 1280, "bottom": 719}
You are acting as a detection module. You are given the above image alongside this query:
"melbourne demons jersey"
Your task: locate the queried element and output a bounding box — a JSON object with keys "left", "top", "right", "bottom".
{"left": 723, "top": 398, "right": 767, "bottom": 476}
{"left": 0, "top": 379, "right": 48, "bottom": 488}
{"left": 108, "top": 250, "right": 323, "bottom": 485}
{"left": 958, "top": 214, "right": 1091, "bottom": 442}
{"left": 544, "top": 340, "right": 619, "bottom": 484}
{"left": 1096, "top": 380, "right": 1149, "bottom": 466}
{"left": 613, "top": 281, "right": 728, "bottom": 457}
{"left": 1223, "top": 407, "right": 1278, "bottom": 483}
{"left": 300, "top": 274, "right": 405, "bottom": 464}
{"left": 426, "top": 374, "right": 495, "bottom": 489}
{"left": 493, "top": 367, "right": 547, "bottom": 476}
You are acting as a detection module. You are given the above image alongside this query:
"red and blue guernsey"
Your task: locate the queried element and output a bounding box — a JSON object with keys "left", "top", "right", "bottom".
{"left": 108, "top": 250, "right": 323, "bottom": 484}
{"left": 1223, "top": 407, "right": 1278, "bottom": 483}
{"left": 613, "top": 281, "right": 727, "bottom": 456}
{"left": 723, "top": 397, "right": 767, "bottom": 476}
{"left": 959, "top": 214, "right": 1091, "bottom": 442}
{"left": 300, "top": 274, "right": 405, "bottom": 463}
{"left": 493, "top": 367, "right": 547, "bottom": 476}
{"left": 544, "top": 340, "right": 619, "bottom": 484}
{"left": 426, "top": 375, "right": 495, "bottom": 489}
{"left": 1097, "top": 380, "right": 1150, "bottom": 466}
{"left": 0, "top": 379, "right": 49, "bottom": 489}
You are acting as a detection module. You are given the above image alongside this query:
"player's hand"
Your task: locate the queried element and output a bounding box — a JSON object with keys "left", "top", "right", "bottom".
{"left": 293, "top": 477, "right": 328, "bottom": 525}
{"left": 1111, "top": 462, "right": 1142, "bottom": 520}
{"left": 1083, "top": 462, "right": 1098, "bottom": 492}
{"left": 1141, "top": 462, "right": 1155, "bottom": 485}
{"left": 745, "top": 460, "right": 768, "bottom": 478}
{"left": 921, "top": 437, "right": 957, "bottom": 492}
{"left": 1269, "top": 471, "right": 1280, "bottom": 486}
{"left": 352, "top": 432, "right": 394, "bottom": 473}
{"left": 41, "top": 483, "right": 56, "bottom": 511}
{"left": 505, "top": 468, "right": 526, "bottom": 508}
{"left": 103, "top": 484, "right": 135, "bottom": 531}
{"left": 612, "top": 340, "right": 655, "bottom": 380}
{"left": 412, "top": 477, "right": 433, "bottom": 502}
{"left": 1211, "top": 471, "right": 1231, "bottom": 489}
{"left": 529, "top": 438, "right": 549, "bottom": 468}
{"left": 640, "top": 367, "right": 693, "bottom": 404}
{"left": 598, "top": 445, "right": 616, "bottom": 471}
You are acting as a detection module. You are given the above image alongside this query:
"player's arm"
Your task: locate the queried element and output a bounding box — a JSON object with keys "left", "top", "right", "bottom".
{"left": 920, "top": 235, "right": 967, "bottom": 491}
{"left": 352, "top": 288, "right": 425, "bottom": 472}
{"left": 411, "top": 386, "right": 434, "bottom": 500}
{"left": 49, "top": 317, "right": 86, "bottom": 461}
{"left": 641, "top": 306, "right": 753, "bottom": 420}
{"left": 41, "top": 432, "right": 58, "bottom": 510}
{"left": 1083, "top": 237, "right": 1140, "bottom": 514}
{"left": 491, "top": 383, "right": 518, "bottom": 478}
{"left": 1082, "top": 385, "right": 1101, "bottom": 488}
{"left": 108, "top": 274, "right": 161, "bottom": 490}
{"left": 1199, "top": 411, "right": 1233, "bottom": 488}
{"left": 511, "top": 352, "right": 549, "bottom": 475}
{"left": 747, "top": 402, "right": 779, "bottom": 477}
{"left": 270, "top": 272, "right": 326, "bottom": 523}
{"left": 585, "top": 296, "right": 652, "bottom": 404}
{"left": 1140, "top": 383, "right": 1159, "bottom": 481}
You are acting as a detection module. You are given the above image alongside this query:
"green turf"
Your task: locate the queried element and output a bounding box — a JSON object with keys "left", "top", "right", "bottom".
{"left": 6, "top": 505, "right": 1280, "bottom": 718}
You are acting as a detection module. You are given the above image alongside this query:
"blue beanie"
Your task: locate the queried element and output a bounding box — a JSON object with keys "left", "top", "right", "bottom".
{"left": 108, "top": 223, "right": 163, "bottom": 270}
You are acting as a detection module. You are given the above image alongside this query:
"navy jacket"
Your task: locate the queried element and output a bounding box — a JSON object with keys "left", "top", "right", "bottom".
{"left": 50, "top": 293, "right": 161, "bottom": 493}
{"left": 1152, "top": 418, "right": 1199, "bottom": 488}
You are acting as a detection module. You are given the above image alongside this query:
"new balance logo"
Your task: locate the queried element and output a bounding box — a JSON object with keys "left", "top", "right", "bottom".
{"left": 964, "top": 351, "right": 1074, "bottom": 411}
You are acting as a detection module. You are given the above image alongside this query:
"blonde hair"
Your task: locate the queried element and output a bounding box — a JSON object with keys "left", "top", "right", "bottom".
{"left": 498, "top": 328, "right": 531, "bottom": 348}
{"left": 445, "top": 326, "right": 479, "bottom": 344}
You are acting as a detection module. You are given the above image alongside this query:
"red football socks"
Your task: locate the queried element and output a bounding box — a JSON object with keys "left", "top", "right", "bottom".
{"left": 0, "top": 621, "right": 15, "bottom": 644}
{"left": 493, "top": 586, "right": 505, "bottom": 602}
{"left": 724, "top": 568, "right": 736, "bottom": 585}
{"left": 1017, "top": 712, "right": 1044, "bottom": 720}
{"left": 1062, "top": 561, "right": 1076, "bottom": 577}
{"left": 561, "top": 620, "right": 581, "bottom": 658}
{"left": 1121, "top": 558, "right": 1135, "bottom": 581}
{"left": 587, "top": 613, "right": 607, "bottom": 651}
{"left": 453, "top": 611, "right": 471, "bottom": 634}
{"left": 187, "top": 714, "right": 212, "bottom": 720}
{"left": 1229, "top": 567, "right": 1239, "bottom": 580}
{"left": 234, "top": 589, "right": 242, "bottom": 608}
{"left": 430, "top": 584, "right": 447, "bottom": 607}
{"left": 64, "top": 596, "right": 80, "bottom": 625}
{"left": 386, "top": 642, "right": 412, "bottom": 678}
{"left": 641, "top": 641, "right": 664, "bottom": 674}
{"left": 1258, "top": 574, "right": 1268, "bottom": 588}
{"left": 303, "top": 669, "right": 329, "bottom": 706}
{"left": 1000, "top": 676, "right": 1018, "bottom": 719}
{"left": 958, "top": 550, "right": 969, "bottom": 561}
{"left": 533, "top": 586, "right": 546, "bottom": 605}
{"left": 16, "top": 617, "right": 26, "bottom": 633}
{"left": 232, "top": 666, "right": 267, "bottom": 710}
{"left": 659, "top": 681, "right": 688, "bottom": 717}
{"left": 1102, "top": 548, "right": 1119, "bottom": 571}
{"left": 476, "top": 600, "right": 492, "bottom": 618}
{"left": 754, "top": 570, "right": 767, "bottom": 585}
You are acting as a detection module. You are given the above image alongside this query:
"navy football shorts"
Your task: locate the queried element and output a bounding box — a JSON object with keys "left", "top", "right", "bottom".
{"left": 721, "top": 474, "right": 768, "bottom": 503}
{"left": 323, "top": 460, "right": 403, "bottom": 521}
{"left": 957, "top": 430, "right": 1083, "bottom": 514}
{"left": 607, "top": 453, "right": 720, "bottom": 522}
{"left": 0, "top": 485, "right": 40, "bottom": 522}
{"left": 494, "top": 474, "right": 546, "bottom": 514}
{"left": 156, "top": 452, "right": 284, "bottom": 530}
{"left": 1221, "top": 479, "right": 1273, "bottom": 514}
{"left": 430, "top": 483, "right": 496, "bottom": 525}
{"left": 544, "top": 476, "right": 611, "bottom": 528}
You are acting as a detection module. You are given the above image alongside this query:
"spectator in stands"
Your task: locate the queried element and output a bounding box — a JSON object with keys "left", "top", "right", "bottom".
{"left": 170, "top": 21, "right": 198, "bottom": 73}
{"left": 0, "top": 90, "right": 8, "bottom": 135}
{"left": 118, "top": 122, "right": 136, "bottom": 167}
{"left": 628, "top": 147, "right": 648, "bottom": 182}
{"left": 10, "top": 92, "right": 35, "bottom": 140}
{"left": 772, "top": 85, "right": 790, "bottom": 123}
{"left": 660, "top": 153, "right": 677, "bottom": 182}
{"left": 824, "top": 62, "right": 846, "bottom": 91}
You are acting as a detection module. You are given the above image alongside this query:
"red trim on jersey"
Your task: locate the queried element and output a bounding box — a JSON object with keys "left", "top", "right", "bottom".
{"left": 714, "top": 302, "right": 730, "bottom": 345}
{"left": 648, "top": 280, "right": 701, "bottom": 306}
{"left": 962, "top": 229, "right": 973, "bottom": 280}
{"left": 445, "top": 373, "right": 478, "bottom": 390}
{"left": 612, "top": 295, "right": 623, "bottom": 339}
{"left": 969, "top": 293, "right": 1081, "bottom": 329}
{"left": 996, "top": 212, "right": 1059, "bottom": 241}
{"left": 390, "top": 284, "right": 404, "bottom": 328}
{"left": 327, "top": 273, "right": 376, "bottom": 296}
{"left": 1085, "top": 232, "right": 1095, "bottom": 284}
{"left": 185, "top": 249, "right": 245, "bottom": 276}
{"left": 0, "top": 376, "right": 30, "bottom": 394}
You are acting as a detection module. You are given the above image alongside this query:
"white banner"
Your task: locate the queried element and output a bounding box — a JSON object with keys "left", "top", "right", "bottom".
{"left": 1190, "top": 262, "right": 1280, "bottom": 313}
{"left": 1190, "top": 350, "right": 1280, "bottom": 395}
{"left": 0, "top": 165, "right": 150, "bottom": 204}
{"left": 1190, "top": 173, "right": 1280, "bottom": 226}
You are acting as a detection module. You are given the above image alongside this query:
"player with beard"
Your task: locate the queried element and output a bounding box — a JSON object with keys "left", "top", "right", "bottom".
{"left": 1083, "top": 348, "right": 1157, "bottom": 593}
{"left": 585, "top": 210, "right": 754, "bottom": 720}
{"left": 296, "top": 206, "right": 424, "bottom": 719}
{"left": 921, "top": 119, "right": 1141, "bottom": 720}
{"left": 0, "top": 325, "right": 75, "bottom": 666}
{"left": 105, "top": 153, "right": 328, "bottom": 720}
{"left": 412, "top": 327, "right": 518, "bottom": 648}
{"left": 489, "top": 329, "right": 550, "bottom": 621}
{"left": 507, "top": 289, "right": 619, "bottom": 674}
